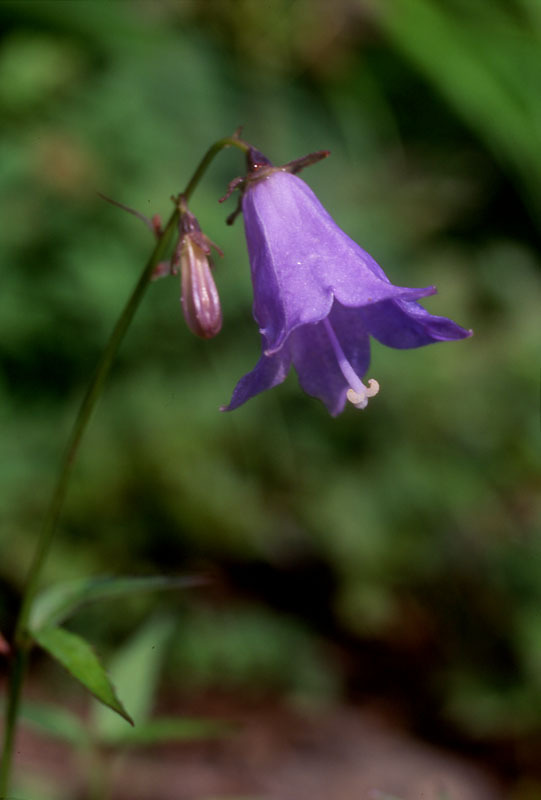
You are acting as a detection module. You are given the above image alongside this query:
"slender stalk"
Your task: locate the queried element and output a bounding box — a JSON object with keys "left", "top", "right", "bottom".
{"left": 0, "top": 133, "right": 247, "bottom": 795}
{"left": 0, "top": 212, "right": 177, "bottom": 795}
{"left": 183, "top": 135, "right": 248, "bottom": 202}
{"left": 15, "top": 211, "right": 179, "bottom": 649}
{"left": 0, "top": 651, "right": 25, "bottom": 796}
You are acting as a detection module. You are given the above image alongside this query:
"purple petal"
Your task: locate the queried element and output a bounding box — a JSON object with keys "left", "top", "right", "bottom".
{"left": 243, "top": 172, "right": 435, "bottom": 353}
{"left": 361, "top": 298, "right": 473, "bottom": 349}
{"left": 221, "top": 344, "right": 291, "bottom": 411}
{"left": 289, "top": 302, "right": 371, "bottom": 416}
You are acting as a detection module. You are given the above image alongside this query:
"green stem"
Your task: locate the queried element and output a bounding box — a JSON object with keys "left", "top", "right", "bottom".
{"left": 0, "top": 650, "right": 26, "bottom": 795}
{"left": 183, "top": 135, "right": 248, "bottom": 201}
{"left": 0, "top": 132, "right": 247, "bottom": 795}
{"left": 15, "top": 211, "right": 179, "bottom": 650}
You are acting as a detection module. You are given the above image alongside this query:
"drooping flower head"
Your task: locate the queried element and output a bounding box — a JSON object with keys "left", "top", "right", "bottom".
{"left": 223, "top": 148, "right": 471, "bottom": 416}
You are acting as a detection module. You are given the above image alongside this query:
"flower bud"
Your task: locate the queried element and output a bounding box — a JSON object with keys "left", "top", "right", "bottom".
{"left": 180, "top": 233, "right": 222, "bottom": 339}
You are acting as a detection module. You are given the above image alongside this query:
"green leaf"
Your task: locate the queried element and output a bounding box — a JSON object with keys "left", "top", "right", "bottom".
{"left": 19, "top": 700, "right": 89, "bottom": 747}
{"left": 33, "top": 626, "right": 133, "bottom": 725}
{"left": 102, "top": 716, "right": 233, "bottom": 747}
{"left": 92, "top": 615, "right": 174, "bottom": 741}
{"left": 29, "top": 574, "right": 203, "bottom": 632}
{"left": 378, "top": 0, "right": 541, "bottom": 212}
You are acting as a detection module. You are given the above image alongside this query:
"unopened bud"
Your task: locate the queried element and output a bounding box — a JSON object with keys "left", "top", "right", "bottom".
{"left": 180, "top": 235, "right": 222, "bottom": 339}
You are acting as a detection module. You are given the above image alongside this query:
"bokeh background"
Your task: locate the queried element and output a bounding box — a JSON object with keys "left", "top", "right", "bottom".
{"left": 1, "top": 0, "right": 540, "bottom": 798}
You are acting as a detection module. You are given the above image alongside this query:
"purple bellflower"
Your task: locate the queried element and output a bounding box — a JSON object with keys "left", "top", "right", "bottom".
{"left": 223, "top": 150, "right": 471, "bottom": 416}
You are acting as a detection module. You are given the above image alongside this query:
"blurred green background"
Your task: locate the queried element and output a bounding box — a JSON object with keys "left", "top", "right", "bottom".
{"left": 1, "top": 0, "right": 541, "bottom": 794}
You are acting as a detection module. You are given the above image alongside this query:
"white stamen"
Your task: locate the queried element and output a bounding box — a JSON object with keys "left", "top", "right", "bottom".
{"left": 323, "top": 318, "right": 379, "bottom": 411}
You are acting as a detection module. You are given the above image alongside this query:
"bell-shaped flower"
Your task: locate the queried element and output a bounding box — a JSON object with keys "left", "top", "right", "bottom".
{"left": 223, "top": 167, "right": 471, "bottom": 416}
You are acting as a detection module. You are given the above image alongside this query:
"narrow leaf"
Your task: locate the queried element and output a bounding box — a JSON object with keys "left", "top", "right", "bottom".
{"left": 33, "top": 626, "right": 133, "bottom": 725}
{"left": 378, "top": 0, "right": 541, "bottom": 211}
{"left": 29, "top": 574, "right": 204, "bottom": 632}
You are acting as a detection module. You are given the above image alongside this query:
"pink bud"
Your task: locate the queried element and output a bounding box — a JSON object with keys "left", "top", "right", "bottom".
{"left": 180, "top": 236, "right": 222, "bottom": 339}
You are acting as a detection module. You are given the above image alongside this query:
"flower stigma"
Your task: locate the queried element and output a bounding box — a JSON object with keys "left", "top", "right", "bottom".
{"left": 346, "top": 380, "right": 380, "bottom": 410}
{"left": 322, "top": 317, "right": 379, "bottom": 411}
